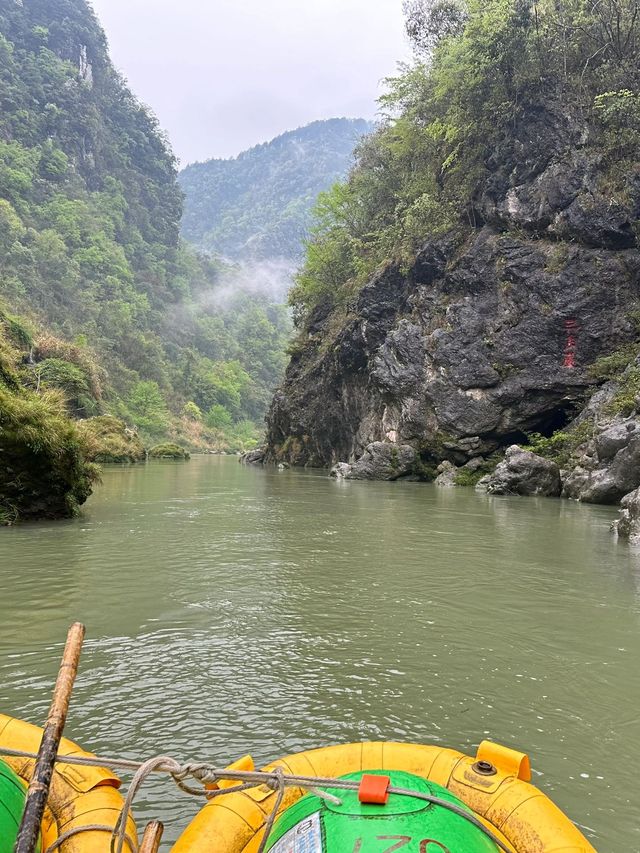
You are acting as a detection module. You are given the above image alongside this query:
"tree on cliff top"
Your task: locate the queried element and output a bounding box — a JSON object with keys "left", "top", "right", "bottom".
{"left": 290, "top": 0, "right": 640, "bottom": 323}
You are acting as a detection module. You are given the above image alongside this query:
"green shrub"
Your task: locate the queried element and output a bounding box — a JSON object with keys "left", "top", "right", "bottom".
{"left": 77, "top": 415, "right": 146, "bottom": 463}
{"left": 454, "top": 456, "right": 500, "bottom": 487}
{"left": 0, "top": 385, "right": 99, "bottom": 523}
{"left": 589, "top": 345, "right": 640, "bottom": 380}
{"left": 127, "top": 381, "right": 169, "bottom": 437}
{"left": 205, "top": 404, "right": 233, "bottom": 430}
{"left": 606, "top": 367, "right": 640, "bottom": 416}
{"left": 526, "top": 422, "right": 593, "bottom": 467}
{"left": 182, "top": 401, "right": 202, "bottom": 421}
{"left": 148, "top": 442, "right": 190, "bottom": 459}
{"left": 32, "top": 357, "right": 98, "bottom": 417}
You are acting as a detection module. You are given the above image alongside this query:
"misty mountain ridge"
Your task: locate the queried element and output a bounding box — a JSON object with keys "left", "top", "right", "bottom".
{"left": 179, "top": 117, "right": 374, "bottom": 263}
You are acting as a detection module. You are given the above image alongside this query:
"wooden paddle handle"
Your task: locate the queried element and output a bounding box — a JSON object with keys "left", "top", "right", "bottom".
{"left": 139, "top": 821, "right": 164, "bottom": 853}
{"left": 14, "top": 622, "right": 85, "bottom": 853}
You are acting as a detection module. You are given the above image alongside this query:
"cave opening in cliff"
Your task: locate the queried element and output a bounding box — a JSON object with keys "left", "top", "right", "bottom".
{"left": 529, "top": 403, "right": 577, "bottom": 438}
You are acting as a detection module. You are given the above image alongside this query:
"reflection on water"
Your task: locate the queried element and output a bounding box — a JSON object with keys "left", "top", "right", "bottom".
{"left": 0, "top": 456, "right": 639, "bottom": 850}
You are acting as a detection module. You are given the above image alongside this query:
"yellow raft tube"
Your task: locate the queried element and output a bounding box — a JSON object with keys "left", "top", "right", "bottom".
{"left": 174, "top": 740, "right": 596, "bottom": 853}
{"left": 0, "top": 713, "right": 137, "bottom": 852}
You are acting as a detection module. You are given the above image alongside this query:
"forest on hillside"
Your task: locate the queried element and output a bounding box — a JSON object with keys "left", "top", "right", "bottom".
{"left": 179, "top": 118, "right": 373, "bottom": 263}
{"left": 0, "top": 0, "right": 291, "bottom": 474}
{"left": 0, "top": 0, "right": 297, "bottom": 520}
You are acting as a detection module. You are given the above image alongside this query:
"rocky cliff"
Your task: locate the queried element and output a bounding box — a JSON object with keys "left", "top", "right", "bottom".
{"left": 265, "top": 102, "right": 640, "bottom": 492}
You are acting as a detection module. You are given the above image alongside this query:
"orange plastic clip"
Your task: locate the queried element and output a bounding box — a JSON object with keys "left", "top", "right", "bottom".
{"left": 358, "top": 774, "right": 390, "bottom": 804}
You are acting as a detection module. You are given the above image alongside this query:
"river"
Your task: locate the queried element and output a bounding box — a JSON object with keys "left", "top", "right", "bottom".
{"left": 0, "top": 456, "right": 638, "bottom": 850}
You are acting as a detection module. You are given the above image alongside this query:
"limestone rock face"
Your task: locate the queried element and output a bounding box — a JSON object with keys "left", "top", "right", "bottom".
{"left": 435, "top": 461, "right": 458, "bottom": 487}
{"left": 563, "top": 414, "right": 640, "bottom": 505}
{"left": 265, "top": 103, "right": 640, "bottom": 493}
{"left": 614, "top": 487, "right": 640, "bottom": 539}
{"left": 240, "top": 448, "right": 266, "bottom": 465}
{"left": 482, "top": 446, "right": 562, "bottom": 496}
{"left": 331, "top": 442, "right": 416, "bottom": 481}
{"left": 329, "top": 462, "right": 353, "bottom": 479}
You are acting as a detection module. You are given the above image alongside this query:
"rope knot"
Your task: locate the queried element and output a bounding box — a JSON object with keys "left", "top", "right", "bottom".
{"left": 266, "top": 767, "right": 285, "bottom": 792}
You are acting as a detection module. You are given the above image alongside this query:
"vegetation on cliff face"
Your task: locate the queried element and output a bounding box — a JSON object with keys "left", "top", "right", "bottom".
{"left": 290, "top": 0, "right": 640, "bottom": 323}
{"left": 266, "top": 0, "right": 640, "bottom": 486}
{"left": 179, "top": 119, "right": 373, "bottom": 262}
{"left": 0, "top": 307, "right": 98, "bottom": 523}
{"left": 76, "top": 415, "right": 146, "bottom": 463}
{"left": 0, "top": 0, "right": 290, "bottom": 466}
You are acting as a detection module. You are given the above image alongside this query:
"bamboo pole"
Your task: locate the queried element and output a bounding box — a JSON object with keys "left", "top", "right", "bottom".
{"left": 14, "top": 622, "right": 85, "bottom": 853}
{"left": 139, "top": 821, "right": 164, "bottom": 853}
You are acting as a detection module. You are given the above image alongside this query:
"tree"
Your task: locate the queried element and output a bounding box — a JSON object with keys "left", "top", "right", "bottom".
{"left": 205, "top": 403, "right": 233, "bottom": 430}
{"left": 127, "top": 381, "right": 168, "bottom": 436}
{"left": 182, "top": 401, "right": 202, "bottom": 421}
{"left": 403, "top": 0, "right": 468, "bottom": 56}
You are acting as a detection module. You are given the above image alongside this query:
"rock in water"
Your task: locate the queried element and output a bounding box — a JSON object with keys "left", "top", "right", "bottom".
{"left": 614, "top": 487, "right": 640, "bottom": 539}
{"left": 435, "top": 461, "right": 458, "bottom": 487}
{"left": 562, "top": 395, "right": 640, "bottom": 503}
{"left": 240, "top": 448, "right": 266, "bottom": 465}
{"left": 483, "top": 446, "right": 561, "bottom": 496}
{"left": 335, "top": 442, "right": 416, "bottom": 481}
{"left": 329, "top": 462, "right": 353, "bottom": 479}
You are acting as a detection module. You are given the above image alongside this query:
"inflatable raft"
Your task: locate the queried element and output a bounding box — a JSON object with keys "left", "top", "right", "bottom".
{"left": 0, "top": 713, "right": 136, "bottom": 853}
{"left": 0, "top": 713, "right": 595, "bottom": 852}
{"left": 174, "top": 741, "right": 596, "bottom": 853}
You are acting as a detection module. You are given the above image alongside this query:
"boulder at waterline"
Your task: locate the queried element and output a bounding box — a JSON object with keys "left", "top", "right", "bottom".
{"left": 480, "top": 446, "right": 562, "bottom": 497}
{"left": 331, "top": 442, "right": 416, "bottom": 481}
{"left": 240, "top": 448, "right": 266, "bottom": 465}
{"left": 435, "top": 461, "right": 458, "bottom": 487}
{"left": 613, "top": 487, "right": 640, "bottom": 540}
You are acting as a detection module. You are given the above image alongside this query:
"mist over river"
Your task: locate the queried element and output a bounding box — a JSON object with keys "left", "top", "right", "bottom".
{"left": 0, "top": 456, "right": 639, "bottom": 849}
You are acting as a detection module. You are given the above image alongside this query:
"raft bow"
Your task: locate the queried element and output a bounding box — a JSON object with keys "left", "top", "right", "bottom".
{"left": 173, "top": 741, "right": 596, "bottom": 853}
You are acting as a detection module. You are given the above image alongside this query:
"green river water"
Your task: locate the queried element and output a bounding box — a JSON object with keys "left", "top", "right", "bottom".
{"left": 0, "top": 455, "right": 639, "bottom": 850}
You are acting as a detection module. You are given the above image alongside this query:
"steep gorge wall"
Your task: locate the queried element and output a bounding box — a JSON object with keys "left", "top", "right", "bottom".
{"left": 265, "top": 104, "right": 640, "bottom": 474}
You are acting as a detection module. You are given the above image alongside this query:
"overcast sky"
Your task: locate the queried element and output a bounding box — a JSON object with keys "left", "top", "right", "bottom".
{"left": 88, "top": 0, "right": 410, "bottom": 166}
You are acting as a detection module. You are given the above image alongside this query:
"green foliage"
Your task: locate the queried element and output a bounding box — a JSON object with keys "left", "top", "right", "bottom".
{"left": 594, "top": 89, "right": 640, "bottom": 160}
{"left": 205, "top": 403, "right": 233, "bottom": 430}
{"left": 404, "top": 0, "right": 468, "bottom": 56}
{"left": 223, "top": 420, "right": 262, "bottom": 453}
{"left": 454, "top": 456, "right": 500, "bottom": 486}
{"left": 0, "top": 305, "right": 33, "bottom": 349}
{"left": 179, "top": 119, "right": 373, "bottom": 261}
{"left": 606, "top": 367, "right": 640, "bottom": 416}
{"left": 182, "top": 401, "right": 202, "bottom": 421}
{"left": 127, "top": 381, "right": 169, "bottom": 437}
{"left": 77, "top": 415, "right": 146, "bottom": 463}
{"left": 148, "top": 443, "right": 190, "bottom": 459}
{"left": 0, "top": 383, "right": 98, "bottom": 523}
{"left": 526, "top": 422, "right": 594, "bottom": 467}
{"left": 0, "top": 307, "right": 101, "bottom": 521}
{"left": 589, "top": 344, "right": 640, "bottom": 380}
{"left": 0, "top": 0, "right": 292, "bottom": 451}
{"left": 291, "top": 0, "right": 640, "bottom": 323}
{"left": 32, "top": 358, "right": 98, "bottom": 417}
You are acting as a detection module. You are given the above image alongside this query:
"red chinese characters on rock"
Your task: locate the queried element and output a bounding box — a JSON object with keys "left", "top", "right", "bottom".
{"left": 563, "top": 319, "right": 578, "bottom": 368}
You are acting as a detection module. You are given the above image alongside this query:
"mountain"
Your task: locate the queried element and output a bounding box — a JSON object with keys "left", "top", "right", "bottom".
{"left": 178, "top": 118, "right": 374, "bottom": 262}
{"left": 263, "top": 0, "right": 640, "bottom": 512}
{"left": 0, "top": 0, "right": 290, "bottom": 521}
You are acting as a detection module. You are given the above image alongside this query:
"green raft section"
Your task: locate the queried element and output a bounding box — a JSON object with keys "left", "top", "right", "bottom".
{"left": 265, "top": 770, "right": 500, "bottom": 853}
{"left": 0, "top": 759, "right": 40, "bottom": 853}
